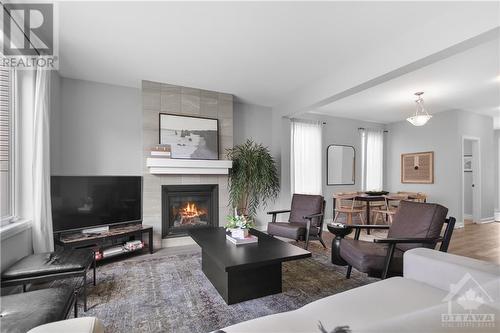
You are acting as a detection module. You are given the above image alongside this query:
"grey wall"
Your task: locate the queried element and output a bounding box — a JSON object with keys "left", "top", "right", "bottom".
{"left": 386, "top": 110, "right": 495, "bottom": 227}
{"left": 233, "top": 102, "right": 273, "bottom": 226}
{"left": 233, "top": 102, "right": 272, "bottom": 147}
{"left": 52, "top": 78, "right": 142, "bottom": 176}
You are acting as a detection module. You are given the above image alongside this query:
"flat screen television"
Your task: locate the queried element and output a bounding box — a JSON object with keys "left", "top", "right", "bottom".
{"left": 51, "top": 176, "right": 142, "bottom": 233}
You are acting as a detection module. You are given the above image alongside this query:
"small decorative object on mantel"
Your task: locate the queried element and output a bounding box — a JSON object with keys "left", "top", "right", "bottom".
{"left": 150, "top": 144, "right": 171, "bottom": 158}
{"left": 401, "top": 151, "right": 434, "bottom": 184}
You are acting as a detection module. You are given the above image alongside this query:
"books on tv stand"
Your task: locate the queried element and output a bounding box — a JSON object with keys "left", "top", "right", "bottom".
{"left": 99, "top": 241, "right": 144, "bottom": 259}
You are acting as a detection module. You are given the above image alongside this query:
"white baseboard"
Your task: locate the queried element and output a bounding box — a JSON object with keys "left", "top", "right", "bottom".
{"left": 479, "top": 217, "right": 496, "bottom": 224}
{"left": 463, "top": 214, "right": 473, "bottom": 220}
{"left": 495, "top": 210, "right": 500, "bottom": 222}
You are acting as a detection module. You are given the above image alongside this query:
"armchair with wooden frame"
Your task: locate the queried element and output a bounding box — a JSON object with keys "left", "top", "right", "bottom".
{"left": 267, "top": 194, "right": 326, "bottom": 250}
{"left": 333, "top": 200, "right": 455, "bottom": 279}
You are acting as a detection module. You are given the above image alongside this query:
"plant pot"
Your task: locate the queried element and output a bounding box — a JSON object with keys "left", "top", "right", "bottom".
{"left": 230, "top": 228, "right": 249, "bottom": 239}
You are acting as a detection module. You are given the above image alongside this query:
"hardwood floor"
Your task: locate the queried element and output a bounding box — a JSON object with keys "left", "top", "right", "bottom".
{"left": 447, "top": 220, "right": 500, "bottom": 264}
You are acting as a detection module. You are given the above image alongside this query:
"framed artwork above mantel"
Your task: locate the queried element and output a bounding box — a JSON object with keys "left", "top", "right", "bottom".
{"left": 401, "top": 151, "right": 434, "bottom": 184}
{"left": 159, "top": 113, "right": 219, "bottom": 160}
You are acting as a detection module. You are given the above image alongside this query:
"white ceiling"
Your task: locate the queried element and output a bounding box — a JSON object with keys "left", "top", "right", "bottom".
{"left": 57, "top": 1, "right": 499, "bottom": 107}
{"left": 311, "top": 38, "right": 500, "bottom": 123}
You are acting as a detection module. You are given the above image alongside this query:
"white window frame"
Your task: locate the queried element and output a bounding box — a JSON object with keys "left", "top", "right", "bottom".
{"left": 1, "top": 67, "right": 17, "bottom": 227}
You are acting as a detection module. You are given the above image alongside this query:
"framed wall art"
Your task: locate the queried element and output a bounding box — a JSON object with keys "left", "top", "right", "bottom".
{"left": 159, "top": 113, "right": 219, "bottom": 160}
{"left": 401, "top": 151, "right": 434, "bottom": 184}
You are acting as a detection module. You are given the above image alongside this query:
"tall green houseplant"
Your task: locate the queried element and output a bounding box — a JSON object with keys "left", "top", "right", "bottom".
{"left": 227, "top": 140, "right": 280, "bottom": 217}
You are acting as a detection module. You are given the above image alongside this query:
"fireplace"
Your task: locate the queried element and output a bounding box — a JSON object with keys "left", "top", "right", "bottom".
{"left": 162, "top": 184, "right": 218, "bottom": 237}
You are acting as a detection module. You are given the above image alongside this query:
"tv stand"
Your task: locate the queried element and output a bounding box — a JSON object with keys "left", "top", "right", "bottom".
{"left": 55, "top": 224, "right": 154, "bottom": 261}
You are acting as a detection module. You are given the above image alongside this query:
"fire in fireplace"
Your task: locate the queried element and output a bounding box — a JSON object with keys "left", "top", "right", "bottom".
{"left": 173, "top": 201, "right": 208, "bottom": 226}
{"left": 162, "top": 184, "right": 218, "bottom": 237}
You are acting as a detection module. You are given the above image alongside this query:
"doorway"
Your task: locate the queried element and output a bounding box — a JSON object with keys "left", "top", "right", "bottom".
{"left": 462, "top": 137, "right": 481, "bottom": 224}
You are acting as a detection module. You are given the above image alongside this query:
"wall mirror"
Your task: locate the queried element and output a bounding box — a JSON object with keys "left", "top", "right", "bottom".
{"left": 327, "top": 145, "right": 355, "bottom": 185}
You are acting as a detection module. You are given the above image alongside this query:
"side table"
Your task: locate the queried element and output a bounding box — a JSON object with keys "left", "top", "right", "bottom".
{"left": 327, "top": 223, "right": 352, "bottom": 266}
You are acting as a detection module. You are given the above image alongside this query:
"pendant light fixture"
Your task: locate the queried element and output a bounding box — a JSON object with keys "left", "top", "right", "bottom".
{"left": 407, "top": 92, "right": 432, "bottom": 126}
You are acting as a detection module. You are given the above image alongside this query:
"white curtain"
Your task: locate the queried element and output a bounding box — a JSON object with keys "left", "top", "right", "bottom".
{"left": 32, "top": 67, "right": 53, "bottom": 253}
{"left": 361, "top": 128, "right": 384, "bottom": 191}
{"left": 291, "top": 119, "right": 322, "bottom": 195}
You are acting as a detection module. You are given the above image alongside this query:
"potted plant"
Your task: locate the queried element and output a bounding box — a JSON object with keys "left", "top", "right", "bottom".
{"left": 226, "top": 139, "right": 280, "bottom": 218}
{"left": 225, "top": 210, "right": 254, "bottom": 238}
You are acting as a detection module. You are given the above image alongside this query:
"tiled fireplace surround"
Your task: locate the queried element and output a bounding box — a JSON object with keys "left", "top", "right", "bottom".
{"left": 142, "top": 80, "right": 233, "bottom": 248}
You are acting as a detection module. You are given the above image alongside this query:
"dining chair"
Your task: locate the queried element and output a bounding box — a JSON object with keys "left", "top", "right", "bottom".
{"left": 397, "top": 191, "right": 427, "bottom": 203}
{"left": 333, "top": 193, "right": 365, "bottom": 225}
{"left": 368, "top": 198, "right": 386, "bottom": 221}
{"left": 372, "top": 194, "right": 408, "bottom": 225}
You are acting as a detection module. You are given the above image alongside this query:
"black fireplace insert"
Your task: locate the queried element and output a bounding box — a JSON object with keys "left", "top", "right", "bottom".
{"left": 162, "top": 184, "right": 218, "bottom": 238}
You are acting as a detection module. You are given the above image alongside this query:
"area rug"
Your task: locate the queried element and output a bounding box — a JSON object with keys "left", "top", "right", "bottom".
{"left": 56, "top": 241, "right": 377, "bottom": 333}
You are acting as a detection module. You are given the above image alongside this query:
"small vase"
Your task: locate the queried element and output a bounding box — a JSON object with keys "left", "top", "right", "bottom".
{"left": 231, "top": 228, "right": 249, "bottom": 239}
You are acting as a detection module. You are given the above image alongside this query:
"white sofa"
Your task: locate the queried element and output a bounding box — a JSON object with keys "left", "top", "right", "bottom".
{"left": 221, "top": 248, "right": 500, "bottom": 333}
{"left": 27, "top": 317, "right": 104, "bottom": 333}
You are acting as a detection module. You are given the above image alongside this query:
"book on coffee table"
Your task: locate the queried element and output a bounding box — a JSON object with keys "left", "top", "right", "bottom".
{"left": 225, "top": 234, "right": 258, "bottom": 245}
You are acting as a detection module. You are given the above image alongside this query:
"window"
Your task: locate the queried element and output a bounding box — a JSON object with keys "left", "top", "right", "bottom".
{"left": 0, "top": 66, "right": 14, "bottom": 225}
{"left": 291, "top": 119, "right": 322, "bottom": 195}
{"left": 361, "top": 128, "right": 384, "bottom": 191}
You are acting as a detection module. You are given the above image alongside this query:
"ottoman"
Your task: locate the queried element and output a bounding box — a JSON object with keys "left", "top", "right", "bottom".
{"left": 0, "top": 287, "right": 76, "bottom": 333}
{"left": 1, "top": 249, "right": 96, "bottom": 311}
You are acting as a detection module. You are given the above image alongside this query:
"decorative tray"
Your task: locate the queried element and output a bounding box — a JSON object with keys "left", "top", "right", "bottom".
{"left": 364, "top": 191, "right": 389, "bottom": 196}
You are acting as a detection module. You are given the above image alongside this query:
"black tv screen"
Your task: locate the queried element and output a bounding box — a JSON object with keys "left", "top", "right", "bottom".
{"left": 51, "top": 176, "right": 142, "bottom": 233}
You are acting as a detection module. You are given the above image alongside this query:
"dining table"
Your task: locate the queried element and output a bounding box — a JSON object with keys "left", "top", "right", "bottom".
{"left": 332, "top": 193, "right": 420, "bottom": 235}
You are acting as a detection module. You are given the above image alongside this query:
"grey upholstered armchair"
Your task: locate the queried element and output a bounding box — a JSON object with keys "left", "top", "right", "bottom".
{"left": 332, "top": 200, "right": 455, "bottom": 279}
{"left": 267, "top": 194, "right": 326, "bottom": 250}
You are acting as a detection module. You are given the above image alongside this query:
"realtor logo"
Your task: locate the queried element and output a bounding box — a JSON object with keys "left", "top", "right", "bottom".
{"left": 3, "top": 3, "right": 53, "bottom": 55}
{"left": 441, "top": 273, "right": 496, "bottom": 329}
{"left": 1, "top": 2, "right": 57, "bottom": 68}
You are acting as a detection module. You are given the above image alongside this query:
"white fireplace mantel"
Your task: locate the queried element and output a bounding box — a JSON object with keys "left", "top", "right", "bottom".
{"left": 146, "top": 158, "right": 232, "bottom": 175}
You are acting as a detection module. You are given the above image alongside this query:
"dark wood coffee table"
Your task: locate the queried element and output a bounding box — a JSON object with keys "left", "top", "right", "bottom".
{"left": 189, "top": 227, "right": 311, "bottom": 304}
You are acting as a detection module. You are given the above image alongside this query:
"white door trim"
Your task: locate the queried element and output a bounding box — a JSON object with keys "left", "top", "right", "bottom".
{"left": 462, "top": 136, "right": 482, "bottom": 225}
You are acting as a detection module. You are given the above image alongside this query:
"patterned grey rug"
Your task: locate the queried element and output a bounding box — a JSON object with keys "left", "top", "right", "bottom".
{"left": 70, "top": 241, "right": 376, "bottom": 333}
